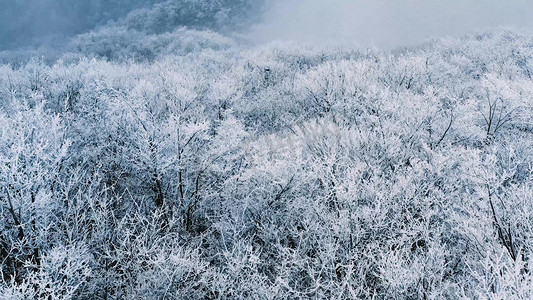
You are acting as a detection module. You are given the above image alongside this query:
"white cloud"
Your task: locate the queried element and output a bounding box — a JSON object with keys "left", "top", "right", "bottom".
{"left": 249, "top": 0, "right": 533, "bottom": 48}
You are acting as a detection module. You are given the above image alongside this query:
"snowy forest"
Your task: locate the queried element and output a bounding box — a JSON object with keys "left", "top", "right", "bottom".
{"left": 1, "top": 1, "right": 533, "bottom": 299}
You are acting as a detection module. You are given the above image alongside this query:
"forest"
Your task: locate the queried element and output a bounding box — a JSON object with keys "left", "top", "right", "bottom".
{"left": 1, "top": 1, "right": 533, "bottom": 299}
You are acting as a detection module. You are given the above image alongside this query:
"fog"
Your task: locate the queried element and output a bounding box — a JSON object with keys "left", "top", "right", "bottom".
{"left": 249, "top": 0, "right": 533, "bottom": 48}
{"left": 2, "top": 0, "right": 533, "bottom": 53}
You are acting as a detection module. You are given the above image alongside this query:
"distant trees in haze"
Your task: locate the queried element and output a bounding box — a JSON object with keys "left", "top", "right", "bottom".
{"left": 0, "top": 0, "right": 265, "bottom": 51}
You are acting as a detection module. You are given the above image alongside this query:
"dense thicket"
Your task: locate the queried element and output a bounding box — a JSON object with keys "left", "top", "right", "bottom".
{"left": 1, "top": 8, "right": 533, "bottom": 299}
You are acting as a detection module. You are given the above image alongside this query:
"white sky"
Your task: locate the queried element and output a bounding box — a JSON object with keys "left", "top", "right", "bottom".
{"left": 249, "top": 0, "right": 533, "bottom": 48}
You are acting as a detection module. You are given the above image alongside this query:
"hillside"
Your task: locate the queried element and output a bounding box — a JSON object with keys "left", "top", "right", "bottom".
{"left": 1, "top": 2, "right": 533, "bottom": 299}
